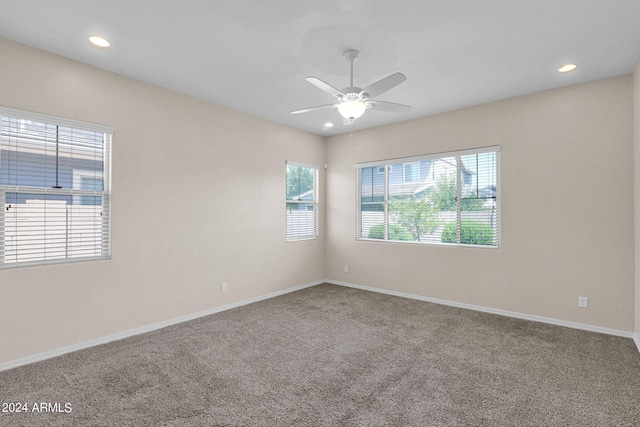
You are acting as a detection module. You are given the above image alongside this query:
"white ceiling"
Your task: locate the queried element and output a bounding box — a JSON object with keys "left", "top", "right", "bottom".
{"left": 0, "top": 0, "right": 639, "bottom": 136}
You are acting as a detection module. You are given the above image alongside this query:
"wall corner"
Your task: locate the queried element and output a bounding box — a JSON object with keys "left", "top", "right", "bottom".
{"left": 634, "top": 60, "right": 640, "bottom": 342}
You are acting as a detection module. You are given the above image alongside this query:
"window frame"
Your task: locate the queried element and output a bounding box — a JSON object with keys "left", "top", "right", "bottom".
{"left": 285, "top": 160, "right": 319, "bottom": 242}
{"left": 0, "top": 106, "right": 113, "bottom": 269}
{"left": 356, "top": 146, "right": 500, "bottom": 249}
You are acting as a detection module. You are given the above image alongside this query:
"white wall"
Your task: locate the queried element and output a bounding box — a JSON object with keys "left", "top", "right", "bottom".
{"left": 325, "top": 75, "right": 635, "bottom": 332}
{"left": 0, "top": 38, "right": 326, "bottom": 365}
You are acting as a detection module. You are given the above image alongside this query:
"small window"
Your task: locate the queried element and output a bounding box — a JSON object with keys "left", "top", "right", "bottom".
{"left": 0, "top": 107, "right": 113, "bottom": 268}
{"left": 403, "top": 162, "right": 420, "bottom": 183}
{"left": 357, "top": 146, "right": 499, "bottom": 248}
{"left": 286, "top": 161, "right": 318, "bottom": 241}
{"left": 73, "top": 169, "right": 104, "bottom": 206}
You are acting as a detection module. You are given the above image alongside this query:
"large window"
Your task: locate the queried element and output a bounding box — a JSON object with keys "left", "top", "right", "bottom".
{"left": 357, "top": 146, "right": 499, "bottom": 248}
{"left": 286, "top": 161, "right": 318, "bottom": 241}
{"left": 0, "top": 107, "right": 113, "bottom": 268}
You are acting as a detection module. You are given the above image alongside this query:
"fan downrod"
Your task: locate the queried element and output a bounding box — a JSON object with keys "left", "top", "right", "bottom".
{"left": 343, "top": 49, "right": 360, "bottom": 89}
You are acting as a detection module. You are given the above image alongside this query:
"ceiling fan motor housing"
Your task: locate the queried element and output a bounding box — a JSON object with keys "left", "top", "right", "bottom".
{"left": 341, "top": 89, "right": 364, "bottom": 102}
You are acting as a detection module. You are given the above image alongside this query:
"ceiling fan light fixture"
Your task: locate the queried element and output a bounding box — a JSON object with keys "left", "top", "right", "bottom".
{"left": 337, "top": 100, "right": 367, "bottom": 121}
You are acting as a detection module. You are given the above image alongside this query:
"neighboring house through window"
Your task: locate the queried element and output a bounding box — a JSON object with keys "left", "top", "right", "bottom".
{"left": 286, "top": 161, "right": 318, "bottom": 241}
{"left": 357, "top": 146, "right": 499, "bottom": 247}
{"left": 0, "top": 107, "right": 113, "bottom": 268}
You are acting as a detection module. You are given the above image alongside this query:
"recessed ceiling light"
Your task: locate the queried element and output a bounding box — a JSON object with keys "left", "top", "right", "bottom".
{"left": 324, "top": 122, "right": 334, "bottom": 128}
{"left": 558, "top": 63, "right": 577, "bottom": 73}
{"left": 89, "top": 35, "right": 110, "bottom": 48}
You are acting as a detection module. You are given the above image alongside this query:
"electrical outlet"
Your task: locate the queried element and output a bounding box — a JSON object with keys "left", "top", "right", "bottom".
{"left": 578, "top": 296, "right": 588, "bottom": 308}
{"left": 344, "top": 264, "right": 349, "bottom": 273}
{"left": 221, "top": 282, "right": 228, "bottom": 293}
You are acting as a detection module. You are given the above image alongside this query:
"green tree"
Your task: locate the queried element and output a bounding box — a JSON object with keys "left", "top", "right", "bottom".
{"left": 430, "top": 175, "right": 457, "bottom": 211}
{"left": 286, "top": 165, "right": 314, "bottom": 200}
{"left": 430, "top": 174, "right": 485, "bottom": 212}
{"left": 389, "top": 195, "right": 440, "bottom": 241}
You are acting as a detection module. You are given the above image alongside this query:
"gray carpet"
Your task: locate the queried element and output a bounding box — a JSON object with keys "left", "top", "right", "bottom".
{"left": 1, "top": 283, "right": 639, "bottom": 426}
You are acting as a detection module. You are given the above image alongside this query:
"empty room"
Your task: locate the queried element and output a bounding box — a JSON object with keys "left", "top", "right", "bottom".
{"left": 1, "top": 1, "right": 640, "bottom": 425}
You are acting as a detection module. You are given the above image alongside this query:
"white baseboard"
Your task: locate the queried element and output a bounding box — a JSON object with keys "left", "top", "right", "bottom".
{"left": 0, "top": 279, "right": 324, "bottom": 373}
{"left": 2, "top": 278, "right": 637, "bottom": 372}
{"left": 326, "top": 279, "right": 636, "bottom": 340}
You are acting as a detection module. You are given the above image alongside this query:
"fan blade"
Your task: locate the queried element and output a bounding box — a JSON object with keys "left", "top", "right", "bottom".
{"left": 291, "top": 104, "right": 337, "bottom": 114}
{"left": 359, "top": 72, "right": 407, "bottom": 99}
{"left": 367, "top": 100, "right": 411, "bottom": 112}
{"left": 306, "top": 77, "right": 345, "bottom": 99}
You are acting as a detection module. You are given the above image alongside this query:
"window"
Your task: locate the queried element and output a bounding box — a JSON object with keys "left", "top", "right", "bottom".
{"left": 403, "top": 162, "right": 420, "bottom": 183}
{"left": 286, "top": 161, "right": 318, "bottom": 241}
{"left": 357, "top": 146, "right": 499, "bottom": 248}
{"left": 73, "top": 169, "right": 104, "bottom": 206}
{"left": 377, "top": 165, "right": 392, "bottom": 174}
{"left": 0, "top": 107, "right": 113, "bottom": 268}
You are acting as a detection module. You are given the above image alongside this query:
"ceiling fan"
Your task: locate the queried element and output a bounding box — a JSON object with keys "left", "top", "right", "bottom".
{"left": 291, "top": 49, "right": 411, "bottom": 125}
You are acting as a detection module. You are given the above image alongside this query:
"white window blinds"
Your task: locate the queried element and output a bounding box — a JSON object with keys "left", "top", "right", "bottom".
{"left": 286, "top": 161, "right": 318, "bottom": 241}
{"left": 0, "top": 107, "right": 113, "bottom": 268}
{"left": 357, "top": 146, "right": 499, "bottom": 248}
